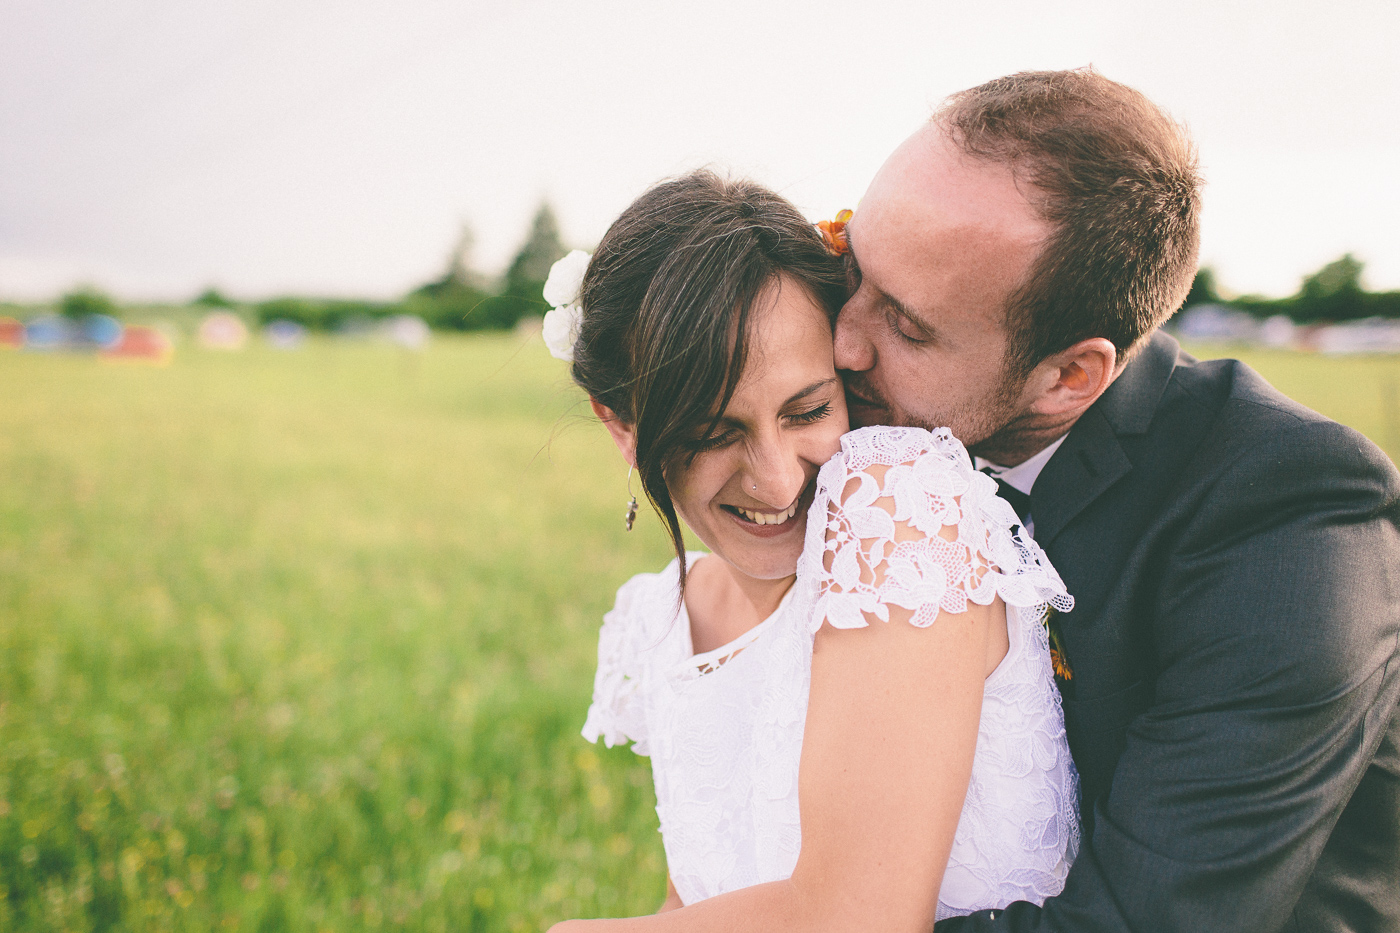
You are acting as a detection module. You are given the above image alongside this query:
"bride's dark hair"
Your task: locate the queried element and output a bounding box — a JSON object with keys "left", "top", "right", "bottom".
{"left": 572, "top": 169, "right": 846, "bottom": 591}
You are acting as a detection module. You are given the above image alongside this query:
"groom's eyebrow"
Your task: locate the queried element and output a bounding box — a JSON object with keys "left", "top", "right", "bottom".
{"left": 845, "top": 223, "right": 935, "bottom": 339}
{"left": 886, "top": 292, "right": 936, "bottom": 340}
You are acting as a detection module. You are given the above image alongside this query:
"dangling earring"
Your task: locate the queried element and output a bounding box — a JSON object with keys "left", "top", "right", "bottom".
{"left": 624, "top": 467, "right": 639, "bottom": 532}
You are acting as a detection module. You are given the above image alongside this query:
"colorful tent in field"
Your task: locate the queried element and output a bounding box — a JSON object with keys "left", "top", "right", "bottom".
{"left": 100, "top": 325, "right": 174, "bottom": 364}
{"left": 198, "top": 311, "right": 249, "bottom": 350}
{"left": 21, "top": 314, "right": 75, "bottom": 349}
{"left": 0, "top": 317, "right": 21, "bottom": 348}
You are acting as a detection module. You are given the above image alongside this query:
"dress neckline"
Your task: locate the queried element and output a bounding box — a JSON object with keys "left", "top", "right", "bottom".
{"left": 672, "top": 553, "right": 797, "bottom": 677}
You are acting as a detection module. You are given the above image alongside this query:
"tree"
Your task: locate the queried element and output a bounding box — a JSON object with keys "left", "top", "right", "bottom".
{"left": 60, "top": 287, "right": 117, "bottom": 319}
{"left": 404, "top": 222, "right": 493, "bottom": 330}
{"left": 404, "top": 205, "right": 571, "bottom": 331}
{"left": 1294, "top": 253, "right": 1366, "bottom": 322}
{"left": 193, "top": 288, "right": 235, "bottom": 308}
{"left": 484, "top": 202, "right": 568, "bottom": 330}
{"left": 1182, "top": 267, "right": 1221, "bottom": 308}
{"left": 505, "top": 202, "right": 566, "bottom": 293}
{"left": 444, "top": 223, "right": 486, "bottom": 292}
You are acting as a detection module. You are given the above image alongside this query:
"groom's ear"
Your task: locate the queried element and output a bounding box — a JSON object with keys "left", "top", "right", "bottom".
{"left": 591, "top": 398, "right": 638, "bottom": 468}
{"left": 1025, "top": 337, "right": 1119, "bottom": 418}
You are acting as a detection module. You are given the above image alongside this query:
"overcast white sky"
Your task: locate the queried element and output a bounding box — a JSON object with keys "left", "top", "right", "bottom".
{"left": 1, "top": 0, "right": 1397, "bottom": 303}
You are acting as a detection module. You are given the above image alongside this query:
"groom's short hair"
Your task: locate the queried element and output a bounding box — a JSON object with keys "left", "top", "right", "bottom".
{"left": 936, "top": 68, "right": 1202, "bottom": 374}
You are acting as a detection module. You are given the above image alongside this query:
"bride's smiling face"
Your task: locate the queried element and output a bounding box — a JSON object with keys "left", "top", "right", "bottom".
{"left": 666, "top": 275, "right": 849, "bottom": 581}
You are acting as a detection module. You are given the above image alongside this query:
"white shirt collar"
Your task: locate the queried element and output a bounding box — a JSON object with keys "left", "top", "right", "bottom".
{"left": 973, "top": 434, "right": 1068, "bottom": 497}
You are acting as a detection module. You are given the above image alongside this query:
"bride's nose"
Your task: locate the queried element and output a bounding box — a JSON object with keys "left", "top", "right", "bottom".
{"left": 742, "top": 436, "right": 808, "bottom": 508}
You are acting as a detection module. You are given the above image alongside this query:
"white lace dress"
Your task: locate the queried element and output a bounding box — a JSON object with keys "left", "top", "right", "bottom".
{"left": 582, "top": 426, "right": 1080, "bottom": 917}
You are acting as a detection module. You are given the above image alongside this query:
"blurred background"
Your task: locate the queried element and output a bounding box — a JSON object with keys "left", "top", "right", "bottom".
{"left": 2, "top": 1, "right": 1398, "bottom": 931}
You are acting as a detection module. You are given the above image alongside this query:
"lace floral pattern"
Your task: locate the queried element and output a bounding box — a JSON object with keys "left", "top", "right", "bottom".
{"left": 795, "top": 425, "right": 1074, "bottom": 630}
{"left": 582, "top": 556, "right": 807, "bottom": 903}
{"left": 583, "top": 426, "right": 1080, "bottom": 912}
{"left": 581, "top": 571, "right": 666, "bottom": 756}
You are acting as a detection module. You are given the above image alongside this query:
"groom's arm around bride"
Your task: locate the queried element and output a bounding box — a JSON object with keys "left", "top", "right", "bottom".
{"left": 833, "top": 69, "right": 1400, "bottom": 932}
{"left": 960, "top": 330, "right": 1400, "bottom": 933}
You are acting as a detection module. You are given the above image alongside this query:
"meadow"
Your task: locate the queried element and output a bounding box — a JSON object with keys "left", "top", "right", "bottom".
{"left": 2, "top": 334, "right": 1399, "bottom": 932}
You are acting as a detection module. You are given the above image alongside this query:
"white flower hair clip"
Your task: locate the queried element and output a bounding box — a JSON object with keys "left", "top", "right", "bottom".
{"left": 541, "top": 249, "right": 591, "bottom": 362}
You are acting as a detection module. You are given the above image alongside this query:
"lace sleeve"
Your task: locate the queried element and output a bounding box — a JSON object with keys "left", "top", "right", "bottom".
{"left": 796, "top": 426, "right": 1073, "bottom": 633}
{"left": 581, "top": 572, "right": 656, "bottom": 755}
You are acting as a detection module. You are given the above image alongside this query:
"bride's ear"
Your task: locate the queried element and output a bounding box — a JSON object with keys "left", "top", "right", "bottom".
{"left": 591, "top": 398, "right": 638, "bottom": 468}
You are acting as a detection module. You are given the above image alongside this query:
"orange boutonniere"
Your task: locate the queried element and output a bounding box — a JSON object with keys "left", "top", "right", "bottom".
{"left": 817, "top": 209, "right": 853, "bottom": 256}
{"left": 1044, "top": 610, "right": 1073, "bottom": 681}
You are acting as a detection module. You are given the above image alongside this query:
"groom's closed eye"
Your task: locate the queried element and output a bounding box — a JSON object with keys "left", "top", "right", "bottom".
{"left": 884, "top": 295, "right": 935, "bottom": 346}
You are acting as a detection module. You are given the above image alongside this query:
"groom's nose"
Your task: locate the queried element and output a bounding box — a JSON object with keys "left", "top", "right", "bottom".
{"left": 833, "top": 299, "right": 876, "bottom": 373}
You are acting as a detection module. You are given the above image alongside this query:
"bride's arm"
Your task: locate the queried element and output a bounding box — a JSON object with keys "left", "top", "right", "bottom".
{"left": 551, "top": 472, "right": 999, "bottom": 933}
{"left": 552, "top": 601, "right": 994, "bottom": 932}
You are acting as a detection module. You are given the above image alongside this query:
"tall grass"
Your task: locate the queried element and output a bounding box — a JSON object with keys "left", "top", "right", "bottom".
{"left": 1, "top": 336, "right": 1397, "bottom": 932}
{"left": 1, "top": 337, "right": 674, "bottom": 932}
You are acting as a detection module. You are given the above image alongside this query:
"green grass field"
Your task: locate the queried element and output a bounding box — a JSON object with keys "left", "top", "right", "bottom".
{"left": 2, "top": 335, "right": 1399, "bottom": 932}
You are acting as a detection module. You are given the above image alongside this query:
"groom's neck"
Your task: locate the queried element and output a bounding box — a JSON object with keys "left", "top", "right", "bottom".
{"left": 969, "top": 409, "right": 1087, "bottom": 467}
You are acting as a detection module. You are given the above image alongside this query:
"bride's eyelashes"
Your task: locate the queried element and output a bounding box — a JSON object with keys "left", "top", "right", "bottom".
{"left": 683, "top": 403, "right": 835, "bottom": 454}
{"left": 785, "top": 401, "right": 833, "bottom": 425}
{"left": 687, "top": 429, "right": 738, "bottom": 454}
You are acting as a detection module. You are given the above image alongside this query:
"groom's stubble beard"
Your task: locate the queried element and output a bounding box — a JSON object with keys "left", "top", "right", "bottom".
{"left": 842, "top": 366, "right": 1030, "bottom": 461}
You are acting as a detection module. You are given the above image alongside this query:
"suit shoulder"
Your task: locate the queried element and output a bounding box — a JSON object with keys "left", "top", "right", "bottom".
{"left": 1227, "top": 398, "right": 1396, "bottom": 489}
{"left": 1174, "top": 357, "right": 1398, "bottom": 485}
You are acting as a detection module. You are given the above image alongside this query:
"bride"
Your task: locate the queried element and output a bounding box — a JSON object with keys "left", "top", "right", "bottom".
{"left": 545, "top": 170, "right": 1078, "bottom": 931}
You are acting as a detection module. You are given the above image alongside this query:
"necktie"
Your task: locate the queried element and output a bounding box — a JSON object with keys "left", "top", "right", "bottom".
{"left": 981, "top": 468, "right": 1032, "bottom": 523}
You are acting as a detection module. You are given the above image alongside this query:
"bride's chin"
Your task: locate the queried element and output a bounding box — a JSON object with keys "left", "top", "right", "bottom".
{"left": 723, "top": 523, "right": 806, "bottom": 581}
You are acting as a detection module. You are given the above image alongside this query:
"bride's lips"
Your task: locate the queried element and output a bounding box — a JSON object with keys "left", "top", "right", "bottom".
{"left": 721, "top": 483, "right": 813, "bottom": 539}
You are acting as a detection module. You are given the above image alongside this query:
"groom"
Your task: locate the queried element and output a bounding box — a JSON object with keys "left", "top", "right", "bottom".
{"left": 837, "top": 69, "right": 1400, "bottom": 932}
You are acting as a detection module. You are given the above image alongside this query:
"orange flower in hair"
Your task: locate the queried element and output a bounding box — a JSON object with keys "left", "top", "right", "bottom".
{"left": 817, "top": 209, "right": 853, "bottom": 257}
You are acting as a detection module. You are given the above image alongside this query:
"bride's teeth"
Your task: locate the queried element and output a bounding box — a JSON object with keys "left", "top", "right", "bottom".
{"left": 737, "top": 503, "right": 798, "bottom": 525}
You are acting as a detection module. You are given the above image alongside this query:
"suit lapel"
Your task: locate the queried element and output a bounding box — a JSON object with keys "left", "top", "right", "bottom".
{"left": 1032, "top": 408, "right": 1131, "bottom": 545}
{"left": 1031, "top": 331, "right": 1183, "bottom": 546}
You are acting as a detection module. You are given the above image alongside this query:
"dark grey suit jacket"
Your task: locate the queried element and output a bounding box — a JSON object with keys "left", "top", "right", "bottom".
{"left": 935, "top": 331, "right": 1400, "bottom": 932}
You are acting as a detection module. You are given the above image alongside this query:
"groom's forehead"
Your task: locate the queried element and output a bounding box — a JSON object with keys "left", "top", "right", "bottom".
{"left": 852, "top": 138, "right": 1047, "bottom": 291}
{"left": 849, "top": 204, "right": 1043, "bottom": 303}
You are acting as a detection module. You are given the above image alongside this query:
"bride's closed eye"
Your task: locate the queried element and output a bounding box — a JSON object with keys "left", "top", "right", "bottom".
{"left": 684, "top": 402, "right": 833, "bottom": 454}
{"left": 785, "top": 401, "right": 833, "bottom": 425}
{"left": 686, "top": 429, "right": 739, "bottom": 454}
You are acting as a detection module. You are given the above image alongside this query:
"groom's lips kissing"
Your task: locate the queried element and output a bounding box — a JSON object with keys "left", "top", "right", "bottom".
{"left": 720, "top": 482, "right": 813, "bottom": 539}
{"left": 844, "top": 379, "right": 888, "bottom": 425}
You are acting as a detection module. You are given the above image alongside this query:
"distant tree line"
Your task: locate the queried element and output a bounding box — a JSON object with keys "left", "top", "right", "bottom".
{"left": 1184, "top": 254, "right": 1400, "bottom": 323}
{"left": 49, "top": 202, "right": 570, "bottom": 333}
{"left": 45, "top": 227, "right": 1395, "bottom": 334}
{"left": 395, "top": 203, "right": 568, "bottom": 332}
